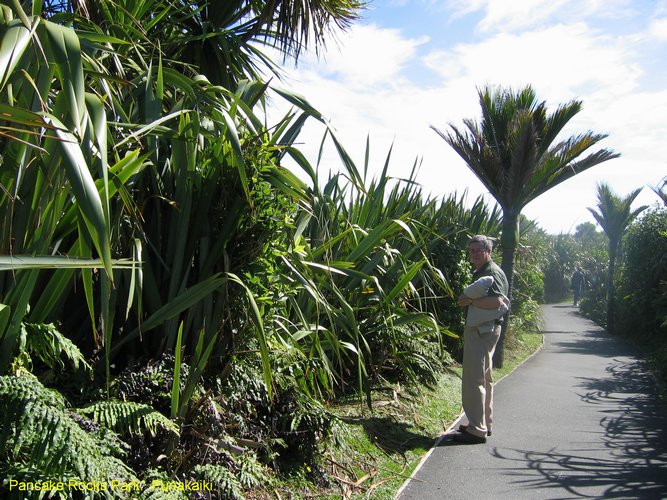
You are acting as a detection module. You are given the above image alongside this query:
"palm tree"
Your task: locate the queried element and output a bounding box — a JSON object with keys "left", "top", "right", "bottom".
{"left": 432, "top": 85, "right": 620, "bottom": 366}
{"left": 651, "top": 176, "right": 667, "bottom": 205}
{"left": 42, "top": 0, "right": 365, "bottom": 89}
{"left": 588, "top": 183, "right": 647, "bottom": 333}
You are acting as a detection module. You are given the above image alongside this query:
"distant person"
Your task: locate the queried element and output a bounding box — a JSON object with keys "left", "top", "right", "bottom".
{"left": 571, "top": 267, "right": 585, "bottom": 306}
{"left": 454, "top": 235, "right": 509, "bottom": 444}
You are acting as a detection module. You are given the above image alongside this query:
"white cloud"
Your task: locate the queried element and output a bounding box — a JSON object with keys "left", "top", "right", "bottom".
{"left": 478, "top": 0, "right": 572, "bottom": 32}
{"left": 270, "top": 8, "right": 667, "bottom": 233}
{"left": 655, "top": 1, "right": 667, "bottom": 16}
{"left": 424, "top": 23, "right": 640, "bottom": 100}
{"left": 649, "top": 17, "right": 667, "bottom": 40}
{"left": 298, "top": 24, "right": 428, "bottom": 88}
{"left": 446, "top": 0, "right": 487, "bottom": 18}
{"left": 446, "top": 0, "right": 638, "bottom": 32}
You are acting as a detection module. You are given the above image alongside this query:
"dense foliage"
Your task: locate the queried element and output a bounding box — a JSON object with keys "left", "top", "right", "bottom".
{"left": 570, "top": 202, "right": 667, "bottom": 389}
{"left": 541, "top": 222, "right": 607, "bottom": 305}
{"left": 616, "top": 207, "right": 667, "bottom": 339}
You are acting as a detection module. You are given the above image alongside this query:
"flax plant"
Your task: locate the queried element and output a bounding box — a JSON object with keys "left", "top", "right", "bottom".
{"left": 0, "top": 5, "right": 140, "bottom": 379}
{"left": 270, "top": 132, "right": 503, "bottom": 402}
{"left": 0, "top": 2, "right": 298, "bottom": 396}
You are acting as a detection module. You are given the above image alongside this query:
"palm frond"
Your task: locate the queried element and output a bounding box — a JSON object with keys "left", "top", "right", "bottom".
{"left": 588, "top": 183, "right": 647, "bottom": 246}
{"left": 537, "top": 99, "right": 582, "bottom": 156}
{"left": 430, "top": 122, "right": 503, "bottom": 201}
{"left": 650, "top": 177, "right": 667, "bottom": 205}
{"left": 506, "top": 110, "right": 538, "bottom": 206}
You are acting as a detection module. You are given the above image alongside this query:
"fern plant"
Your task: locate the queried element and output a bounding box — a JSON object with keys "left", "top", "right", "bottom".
{"left": 78, "top": 400, "right": 180, "bottom": 438}
{"left": 0, "top": 375, "right": 137, "bottom": 499}
{"left": 0, "top": 374, "right": 264, "bottom": 499}
{"left": 21, "top": 322, "right": 93, "bottom": 374}
{"left": 191, "top": 464, "right": 245, "bottom": 499}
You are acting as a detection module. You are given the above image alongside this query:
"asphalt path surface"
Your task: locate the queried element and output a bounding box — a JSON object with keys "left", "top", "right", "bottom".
{"left": 397, "top": 304, "right": 667, "bottom": 499}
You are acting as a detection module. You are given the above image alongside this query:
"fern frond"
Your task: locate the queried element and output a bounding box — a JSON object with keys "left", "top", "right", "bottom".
{"left": 192, "top": 464, "right": 244, "bottom": 499}
{"left": 78, "top": 400, "right": 180, "bottom": 438}
{"left": 136, "top": 470, "right": 189, "bottom": 500}
{"left": 23, "top": 322, "right": 92, "bottom": 374}
{"left": 236, "top": 453, "right": 270, "bottom": 489}
{"left": 0, "top": 375, "right": 136, "bottom": 491}
{"left": 0, "top": 373, "right": 66, "bottom": 409}
{"left": 0, "top": 464, "right": 78, "bottom": 500}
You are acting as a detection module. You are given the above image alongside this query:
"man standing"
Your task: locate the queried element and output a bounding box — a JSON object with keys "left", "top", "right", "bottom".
{"left": 453, "top": 235, "right": 509, "bottom": 444}
{"left": 571, "top": 267, "right": 585, "bottom": 306}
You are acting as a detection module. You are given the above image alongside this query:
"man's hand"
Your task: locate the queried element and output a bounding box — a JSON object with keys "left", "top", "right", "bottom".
{"left": 458, "top": 294, "right": 473, "bottom": 307}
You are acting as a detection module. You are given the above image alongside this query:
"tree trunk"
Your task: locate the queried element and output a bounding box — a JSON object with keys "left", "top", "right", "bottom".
{"left": 494, "top": 209, "right": 519, "bottom": 368}
{"left": 607, "top": 245, "right": 616, "bottom": 334}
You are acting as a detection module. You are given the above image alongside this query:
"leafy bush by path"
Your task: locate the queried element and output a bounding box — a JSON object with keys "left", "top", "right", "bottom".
{"left": 615, "top": 207, "right": 667, "bottom": 394}
{"left": 616, "top": 207, "right": 667, "bottom": 339}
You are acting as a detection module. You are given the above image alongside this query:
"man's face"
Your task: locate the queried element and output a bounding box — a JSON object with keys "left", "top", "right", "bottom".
{"left": 468, "top": 242, "right": 491, "bottom": 270}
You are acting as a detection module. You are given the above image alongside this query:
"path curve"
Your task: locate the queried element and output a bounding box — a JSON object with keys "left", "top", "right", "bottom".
{"left": 397, "top": 304, "right": 667, "bottom": 499}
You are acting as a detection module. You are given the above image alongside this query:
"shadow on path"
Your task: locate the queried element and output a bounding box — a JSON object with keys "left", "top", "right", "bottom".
{"left": 490, "top": 445, "right": 667, "bottom": 499}
{"left": 491, "top": 354, "right": 667, "bottom": 498}
{"left": 552, "top": 329, "right": 635, "bottom": 358}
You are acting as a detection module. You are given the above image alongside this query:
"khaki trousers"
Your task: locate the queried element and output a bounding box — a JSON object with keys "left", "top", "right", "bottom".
{"left": 461, "top": 323, "right": 501, "bottom": 438}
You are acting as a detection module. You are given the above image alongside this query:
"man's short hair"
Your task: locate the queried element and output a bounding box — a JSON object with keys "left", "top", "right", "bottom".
{"left": 469, "top": 235, "right": 493, "bottom": 252}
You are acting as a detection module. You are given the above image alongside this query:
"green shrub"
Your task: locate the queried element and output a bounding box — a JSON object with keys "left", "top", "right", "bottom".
{"left": 616, "top": 207, "right": 667, "bottom": 338}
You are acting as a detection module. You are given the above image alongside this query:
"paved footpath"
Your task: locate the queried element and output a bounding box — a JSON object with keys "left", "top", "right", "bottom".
{"left": 398, "top": 304, "right": 667, "bottom": 499}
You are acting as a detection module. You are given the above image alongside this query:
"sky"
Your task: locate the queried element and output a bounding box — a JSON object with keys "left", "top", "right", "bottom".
{"left": 269, "top": 0, "right": 667, "bottom": 234}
